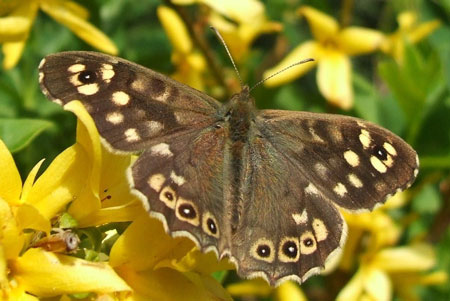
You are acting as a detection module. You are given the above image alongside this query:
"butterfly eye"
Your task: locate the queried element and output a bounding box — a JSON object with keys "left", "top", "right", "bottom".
{"left": 278, "top": 237, "right": 300, "bottom": 262}
{"left": 175, "top": 199, "right": 200, "bottom": 226}
{"left": 179, "top": 204, "right": 196, "bottom": 219}
{"left": 257, "top": 244, "right": 271, "bottom": 258}
{"left": 300, "top": 231, "right": 317, "bottom": 255}
{"left": 159, "top": 186, "right": 177, "bottom": 209}
{"left": 207, "top": 218, "right": 217, "bottom": 234}
{"left": 202, "top": 212, "right": 219, "bottom": 237}
{"left": 78, "top": 70, "right": 97, "bottom": 84}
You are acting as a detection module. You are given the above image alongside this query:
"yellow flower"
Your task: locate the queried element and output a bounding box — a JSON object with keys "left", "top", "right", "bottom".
{"left": 173, "top": 0, "right": 282, "bottom": 62}
{"left": 380, "top": 11, "right": 441, "bottom": 64}
{"left": 64, "top": 101, "right": 142, "bottom": 227}
{"left": 0, "top": 139, "right": 130, "bottom": 299}
{"left": 0, "top": 0, "right": 117, "bottom": 69}
{"left": 157, "top": 5, "right": 207, "bottom": 91}
{"left": 109, "top": 213, "right": 234, "bottom": 300}
{"left": 337, "top": 244, "right": 446, "bottom": 301}
{"left": 264, "top": 6, "right": 384, "bottom": 110}
{"left": 227, "top": 278, "right": 307, "bottom": 301}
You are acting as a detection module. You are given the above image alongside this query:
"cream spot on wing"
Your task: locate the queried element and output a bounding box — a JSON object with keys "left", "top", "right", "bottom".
{"left": 53, "top": 99, "right": 63, "bottom": 106}
{"left": 131, "top": 78, "right": 146, "bottom": 93}
{"left": 383, "top": 142, "right": 397, "bottom": 156}
{"left": 150, "top": 143, "right": 173, "bottom": 157}
{"left": 124, "top": 128, "right": 140, "bottom": 142}
{"left": 145, "top": 120, "right": 163, "bottom": 133}
{"left": 250, "top": 238, "right": 275, "bottom": 263}
{"left": 309, "top": 128, "right": 325, "bottom": 143}
{"left": 357, "top": 121, "right": 367, "bottom": 128}
{"left": 348, "top": 173, "right": 363, "bottom": 188}
{"left": 70, "top": 74, "right": 82, "bottom": 86}
{"left": 112, "top": 91, "right": 130, "bottom": 106}
{"left": 333, "top": 182, "right": 348, "bottom": 197}
{"left": 68, "top": 63, "right": 85, "bottom": 73}
{"left": 300, "top": 231, "right": 317, "bottom": 255}
{"left": 305, "top": 183, "right": 319, "bottom": 195}
{"left": 78, "top": 83, "right": 99, "bottom": 95}
{"left": 39, "top": 72, "right": 44, "bottom": 83}
{"left": 148, "top": 173, "right": 166, "bottom": 192}
{"left": 170, "top": 171, "right": 185, "bottom": 186}
{"left": 375, "top": 181, "right": 387, "bottom": 192}
{"left": 314, "top": 162, "right": 328, "bottom": 177}
{"left": 160, "top": 186, "right": 177, "bottom": 209}
{"left": 383, "top": 154, "right": 394, "bottom": 168}
{"left": 312, "top": 219, "right": 328, "bottom": 241}
{"left": 292, "top": 210, "right": 308, "bottom": 225}
{"left": 328, "top": 125, "right": 343, "bottom": 143}
{"left": 101, "top": 64, "right": 115, "bottom": 81}
{"left": 359, "top": 129, "right": 372, "bottom": 149}
{"left": 106, "top": 112, "right": 124, "bottom": 124}
{"left": 370, "top": 156, "right": 387, "bottom": 173}
{"left": 153, "top": 86, "right": 170, "bottom": 102}
{"left": 344, "top": 150, "right": 360, "bottom": 167}
{"left": 38, "top": 58, "right": 46, "bottom": 69}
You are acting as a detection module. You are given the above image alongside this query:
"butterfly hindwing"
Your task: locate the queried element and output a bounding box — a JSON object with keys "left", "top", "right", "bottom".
{"left": 39, "top": 51, "right": 221, "bottom": 152}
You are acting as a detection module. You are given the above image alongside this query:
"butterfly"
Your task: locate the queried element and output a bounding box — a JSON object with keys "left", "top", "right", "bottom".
{"left": 39, "top": 51, "right": 419, "bottom": 286}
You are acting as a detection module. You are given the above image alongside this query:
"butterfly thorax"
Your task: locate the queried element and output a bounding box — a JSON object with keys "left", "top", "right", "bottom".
{"left": 226, "top": 86, "right": 256, "bottom": 143}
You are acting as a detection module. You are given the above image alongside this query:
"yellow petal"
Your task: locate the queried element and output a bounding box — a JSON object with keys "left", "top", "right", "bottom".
{"left": 75, "top": 200, "right": 144, "bottom": 227}
{"left": 263, "top": 41, "right": 319, "bottom": 87}
{"left": 316, "top": 50, "right": 353, "bottom": 110}
{"left": 408, "top": 20, "right": 441, "bottom": 43}
{"left": 0, "top": 198, "right": 24, "bottom": 259}
{"left": 372, "top": 244, "right": 436, "bottom": 272}
{"left": 10, "top": 248, "right": 131, "bottom": 297}
{"left": 61, "top": 0, "right": 89, "bottom": 20}
{"left": 0, "top": 16, "right": 30, "bottom": 42}
{"left": 363, "top": 268, "right": 392, "bottom": 301}
{"left": 227, "top": 278, "right": 272, "bottom": 297}
{"left": 0, "top": 140, "right": 22, "bottom": 205}
{"left": 336, "top": 268, "right": 364, "bottom": 301}
{"left": 26, "top": 144, "right": 89, "bottom": 220}
{"left": 169, "top": 248, "right": 234, "bottom": 275}
{"left": 21, "top": 159, "right": 45, "bottom": 204}
{"left": 398, "top": 11, "right": 417, "bottom": 30}
{"left": 115, "top": 265, "right": 231, "bottom": 301}
{"left": 337, "top": 27, "right": 384, "bottom": 55}
{"left": 15, "top": 203, "right": 51, "bottom": 234}
{"left": 157, "top": 5, "right": 192, "bottom": 54}
{"left": 2, "top": 40, "right": 26, "bottom": 69}
{"left": 275, "top": 281, "right": 307, "bottom": 301}
{"left": 298, "top": 6, "right": 339, "bottom": 42}
{"left": 109, "top": 215, "right": 195, "bottom": 271}
{"left": 40, "top": 0, "right": 118, "bottom": 55}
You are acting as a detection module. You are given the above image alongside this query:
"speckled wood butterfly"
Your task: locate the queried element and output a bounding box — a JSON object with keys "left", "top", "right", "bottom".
{"left": 39, "top": 51, "right": 418, "bottom": 286}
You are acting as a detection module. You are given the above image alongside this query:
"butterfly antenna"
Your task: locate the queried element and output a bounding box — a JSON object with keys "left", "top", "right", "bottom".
{"left": 249, "top": 58, "right": 315, "bottom": 92}
{"left": 210, "top": 26, "right": 243, "bottom": 88}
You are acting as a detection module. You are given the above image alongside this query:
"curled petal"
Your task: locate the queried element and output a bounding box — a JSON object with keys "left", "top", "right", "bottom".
{"left": 21, "top": 159, "right": 45, "bottom": 204}
{"left": 0, "top": 16, "right": 30, "bottom": 42}
{"left": 169, "top": 248, "right": 234, "bottom": 275}
{"left": 2, "top": 40, "right": 26, "bottom": 69}
{"left": 298, "top": 6, "right": 339, "bottom": 42}
{"left": 158, "top": 6, "right": 192, "bottom": 54}
{"left": 263, "top": 41, "right": 319, "bottom": 87}
{"left": 316, "top": 50, "right": 353, "bottom": 110}
{"left": 337, "top": 27, "right": 384, "bottom": 55}
{"left": 372, "top": 244, "right": 436, "bottom": 272}
{"left": 109, "top": 215, "right": 194, "bottom": 271}
{"left": 336, "top": 268, "right": 364, "bottom": 301}
{"left": 40, "top": 0, "right": 117, "bottom": 55}
{"left": 275, "top": 281, "right": 307, "bottom": 301}
{"left": 15, "top": 203, "right": 51, "bottom": 234}
{"left": 408, "top": 20, "right": 441, "bottom": 43}
{"left": 364, "top": 268, "right": 392, "bottom": 301}
{"left": 0, "top": 140, "right": 22, "bottom": 205}
{"left": 10, "top": 248, "right": 131, "bottom": 297}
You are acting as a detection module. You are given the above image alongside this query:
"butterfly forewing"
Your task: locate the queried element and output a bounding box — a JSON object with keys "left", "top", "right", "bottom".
{"left": 39, "top": 51, "right": 221, "bottom": 152}
{"left": 39, "top": 51, "right": 419, "bottom": 287}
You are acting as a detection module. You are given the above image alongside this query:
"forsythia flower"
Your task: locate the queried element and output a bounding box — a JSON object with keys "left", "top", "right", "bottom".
{"left": 264, "top": 6, "right": 384, "bottom": 110}
{"left": 157, "top": 5, "right": 208, "bottom": 91}
{"left": 173, "top": 0, "right": 282, "bottom": 62}
{"left": 380, "top": 11, "right": 441, "bottom": 64}
{"left": 227, "top": 278, "right": 307, "bottom": 301}
{"left": 0, "top": 139, "right": 131, "bottom": 299}
{"left": 0, "top": 0, "right": 117, "bottom": 69}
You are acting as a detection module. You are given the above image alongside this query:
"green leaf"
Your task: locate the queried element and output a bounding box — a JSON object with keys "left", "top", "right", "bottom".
{"left": 0, "top": 118, "right": 53, "bottom": 153}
